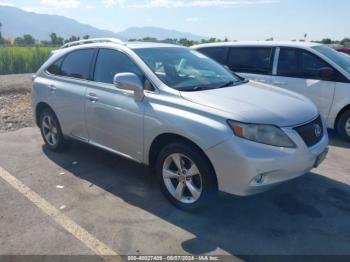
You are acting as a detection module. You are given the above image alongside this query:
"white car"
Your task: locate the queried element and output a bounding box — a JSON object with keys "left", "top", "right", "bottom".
{"left": 193, "top": 41, "right": 350, "bottom": 142}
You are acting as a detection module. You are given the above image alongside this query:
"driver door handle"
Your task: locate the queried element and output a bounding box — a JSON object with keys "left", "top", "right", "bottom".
{"left": 87, "top": 92, "right": 99, "bottom": 102}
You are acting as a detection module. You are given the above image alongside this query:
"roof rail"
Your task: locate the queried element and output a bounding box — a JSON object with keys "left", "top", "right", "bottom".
{"left": 61, "top": 38, "right": 124, "bottom": 49}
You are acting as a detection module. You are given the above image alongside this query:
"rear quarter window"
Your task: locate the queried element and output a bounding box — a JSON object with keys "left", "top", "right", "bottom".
{"left": 46, "top": 57, "right": 64, "bottom": 75}
{"left": 277, "top": 47, "right": 340, "bottom": 81}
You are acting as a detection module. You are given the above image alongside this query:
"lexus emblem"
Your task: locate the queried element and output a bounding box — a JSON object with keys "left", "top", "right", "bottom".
{"left": 314, "top": 124, "right": 322, "bottom": 138}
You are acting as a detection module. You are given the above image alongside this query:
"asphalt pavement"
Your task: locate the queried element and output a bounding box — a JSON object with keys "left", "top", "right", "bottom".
{"left": 0, "top": 127, "right": 350, "bottom": 260}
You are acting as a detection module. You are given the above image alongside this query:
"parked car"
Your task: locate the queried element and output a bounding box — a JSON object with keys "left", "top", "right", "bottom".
{"left": 336, "top": 47, "right": 350, "bottom": 55}
{"left": 32, "top": 38, "right": 328, "bottom": 210}
{"left": 192, "top": 41, "right": 350, "bottom": 142}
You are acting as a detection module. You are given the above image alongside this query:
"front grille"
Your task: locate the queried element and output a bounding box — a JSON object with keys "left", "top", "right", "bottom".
{"left": 294, "top": 116, "right": 323, "bottom": 147}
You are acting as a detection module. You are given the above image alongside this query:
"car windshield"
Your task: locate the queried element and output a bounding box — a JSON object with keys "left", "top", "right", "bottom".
{"left": 134, "top": 47, "right": 242, "bottom": 91}
{"left": 313, "top": 45, "right": 350, "bottom": 75}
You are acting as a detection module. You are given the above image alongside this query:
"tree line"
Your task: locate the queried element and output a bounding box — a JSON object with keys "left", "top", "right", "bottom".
{"left": 0, "top": 33, "right": 91, "bottom": 47}
{"left": 0, "top": 33, "right": 227, "bottom": 47}
{"left": 316, "top": 38, "right": 350, "bottom": 46}
{"left": 0, "top": 21, "right": 349, "bottom": 48}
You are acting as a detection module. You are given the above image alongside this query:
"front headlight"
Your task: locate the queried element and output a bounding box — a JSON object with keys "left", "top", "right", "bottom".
{"left": 228, "top": 120, "right": 296, "bottom": 148}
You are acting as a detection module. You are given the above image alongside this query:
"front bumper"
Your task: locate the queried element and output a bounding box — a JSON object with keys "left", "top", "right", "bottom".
{"left": 205, "top": 122, "right": 329, "bottom": 196}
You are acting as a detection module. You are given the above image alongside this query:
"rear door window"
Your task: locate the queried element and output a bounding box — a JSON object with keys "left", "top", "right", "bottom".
{"left": 196, "top": 47, "right": 228, "bottom": 64}
{"left": 227, "top": 47, "right": 273, "bottom": 75}
{"left": 60, "top": 49, "right": 95, "bottom": 80}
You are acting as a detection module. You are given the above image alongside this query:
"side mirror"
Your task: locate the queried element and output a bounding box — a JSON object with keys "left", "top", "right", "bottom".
{"left": 319, "top": 67, "right": 335, "bottom": 81}
{"left": 113, "top": 72, "right": 144, "bottom": 101}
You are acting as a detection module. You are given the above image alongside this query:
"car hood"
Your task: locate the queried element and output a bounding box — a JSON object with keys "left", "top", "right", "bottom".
{"left": 180, "top": 81, "right": 318, "bottom": 127}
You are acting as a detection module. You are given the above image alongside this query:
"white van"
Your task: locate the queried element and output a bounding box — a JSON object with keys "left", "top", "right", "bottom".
{"left": 193, "top": 41, "right": 350, "bottom": 141}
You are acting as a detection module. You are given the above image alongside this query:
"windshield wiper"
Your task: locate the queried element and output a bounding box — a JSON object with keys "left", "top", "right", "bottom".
{"left": 217, "top": 79, "right": 249, "bottom": 89}
{"left": 192, "top": 86, "right": 209, "bottom": 91}
{"left": 178, "top": 79, "right": 249, "bottom": 92}
{"left": 217, "top": 80, "right": 235, "bottom": 89}
{"left": 180, "top": 86, "right": 212, "bottom": 92}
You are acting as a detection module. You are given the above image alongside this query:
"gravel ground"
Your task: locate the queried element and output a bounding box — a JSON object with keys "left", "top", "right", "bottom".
{"left": 0, "top": 74, "right": 34, "bottom": 133}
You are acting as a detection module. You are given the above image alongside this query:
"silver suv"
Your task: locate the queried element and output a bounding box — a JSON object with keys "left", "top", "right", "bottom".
{"left": 32, "top": 38, "right": 329, "bottom": 210}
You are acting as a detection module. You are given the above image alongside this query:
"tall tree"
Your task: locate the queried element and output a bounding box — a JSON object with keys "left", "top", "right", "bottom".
{"left": 321, "top": 38, "right": 332, "bottom": 44}
{"left": 49, "top": 33, "right": 64, "bottom": 46}
{"left": 0, "top": 21, "right": 2, "bottom": 39}
{"left": 23, "top": 34, "right": 35, "bottom": 45}
{"left": 49, "top": 33, "right": 58, "bottom": 45}
{"left": 14, "top": 37, "right": 25, "bottom": 46}
{"left": 64, "top": 35, "right": 80, "bottom": 44}
{"left": 341, "top": 38, "right": 350, "bottom": 46}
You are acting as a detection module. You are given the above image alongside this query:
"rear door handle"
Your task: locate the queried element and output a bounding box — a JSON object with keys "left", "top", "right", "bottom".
{"left": 86, "top": 92, "right": 99, "bottom": 102}
{"left": 273, "top": 81, "right": 287, "bottom": 86}
{"left": 48, "top": 84, "right": 57, "bottom": 92}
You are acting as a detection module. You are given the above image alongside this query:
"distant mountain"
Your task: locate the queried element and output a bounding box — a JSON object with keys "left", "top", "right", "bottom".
{"left": 0, "top": 5, "right": 119, "bottom": 40}
{"left": 118, "top": 26, "right": 205, "bottom": 41}
{"left": 0, "top": 6, "right": 206, "bottom": 41}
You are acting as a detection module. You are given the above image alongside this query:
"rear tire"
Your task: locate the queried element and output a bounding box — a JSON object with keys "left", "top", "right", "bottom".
{"left": 337, "top": 110, "right": 350, "bottom": 142}
{"left": 156, "top": 141, "right": 218, "bottom": 211}
{"left": 39, "top": 108, "right": 71, "bottom": 152}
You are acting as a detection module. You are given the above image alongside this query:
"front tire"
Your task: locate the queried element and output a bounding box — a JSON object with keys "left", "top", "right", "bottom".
{"left": 39, "top": 108, "right": 70, "bottom": 152}
{"left": 337, "top": 110, "right": 350, "bottom": 142}
{"left": 156, "top": 141, "right": 218, "bottom": 211}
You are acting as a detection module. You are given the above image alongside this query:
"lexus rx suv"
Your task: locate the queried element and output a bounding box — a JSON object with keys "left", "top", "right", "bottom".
{"left": 32, "top": 39, "right": 329, "bottom": 210}
{"left": 193, "top": 41, "right": 350, "bottom": 142}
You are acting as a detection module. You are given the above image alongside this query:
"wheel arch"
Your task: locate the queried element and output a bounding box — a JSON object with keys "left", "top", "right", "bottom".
{"left": 35, "top": 102, "right": 55, "bottom": 127}
{"left": 148, "top": 133, "right": 218, "bottom": 187}
{"left": 335, "top": 104, "right": 350, "bottom": 129}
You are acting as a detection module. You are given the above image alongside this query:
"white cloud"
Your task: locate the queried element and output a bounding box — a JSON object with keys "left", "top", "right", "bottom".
{"left": 0, "top": 2, "right": 15, "bottom": 6}
{"left": 186, "top": 17, "right": 201, "bottom": 22}
{"left": 106, "top": 0, "right": 279, "bottom": 8}
{"left": 23, "top": 6, "right": 43, "bottom": 12}
{"left": 40, "top": 0, "right": 80, "bottom": 8}
{"left": 101, "top": 0, "right": 126, "bottom": 7}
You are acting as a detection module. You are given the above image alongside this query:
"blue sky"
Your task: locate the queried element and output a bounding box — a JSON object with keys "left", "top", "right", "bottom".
{"left": 1, "top": 0, "right": 349, "bottom": 40}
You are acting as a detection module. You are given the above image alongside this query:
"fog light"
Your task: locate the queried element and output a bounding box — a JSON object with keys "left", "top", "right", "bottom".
{"left": 254, "top": 174, "right": 264, "bottom": 184}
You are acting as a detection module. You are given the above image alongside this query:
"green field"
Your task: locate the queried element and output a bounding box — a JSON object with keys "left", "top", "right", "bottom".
{"left": 0, "top": 46, "right": 56, "bottom": 75}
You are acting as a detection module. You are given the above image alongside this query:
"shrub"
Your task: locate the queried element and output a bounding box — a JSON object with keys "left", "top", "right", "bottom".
{"left": 0, "top": 46, "right": 56, "bottom": 75}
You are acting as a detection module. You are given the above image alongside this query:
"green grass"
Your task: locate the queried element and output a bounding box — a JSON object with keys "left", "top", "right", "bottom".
{"left": 0, "top": 46, "right": 56, "bottom": 75}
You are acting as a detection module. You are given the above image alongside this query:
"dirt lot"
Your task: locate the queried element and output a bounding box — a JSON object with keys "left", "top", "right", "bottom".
{"left": 0, "top": 74, "right": 34, "bottom": 133}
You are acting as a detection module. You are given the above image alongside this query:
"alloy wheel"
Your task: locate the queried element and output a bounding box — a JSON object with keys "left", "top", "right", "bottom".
{"left": 42, "top": 115, "right": 58, "bottom": 146}
{"left": 346, "top": 118, "right": 350, "bottom": 137}
{"left": 162, "top": 153, "right": 202, "bottom": 204}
